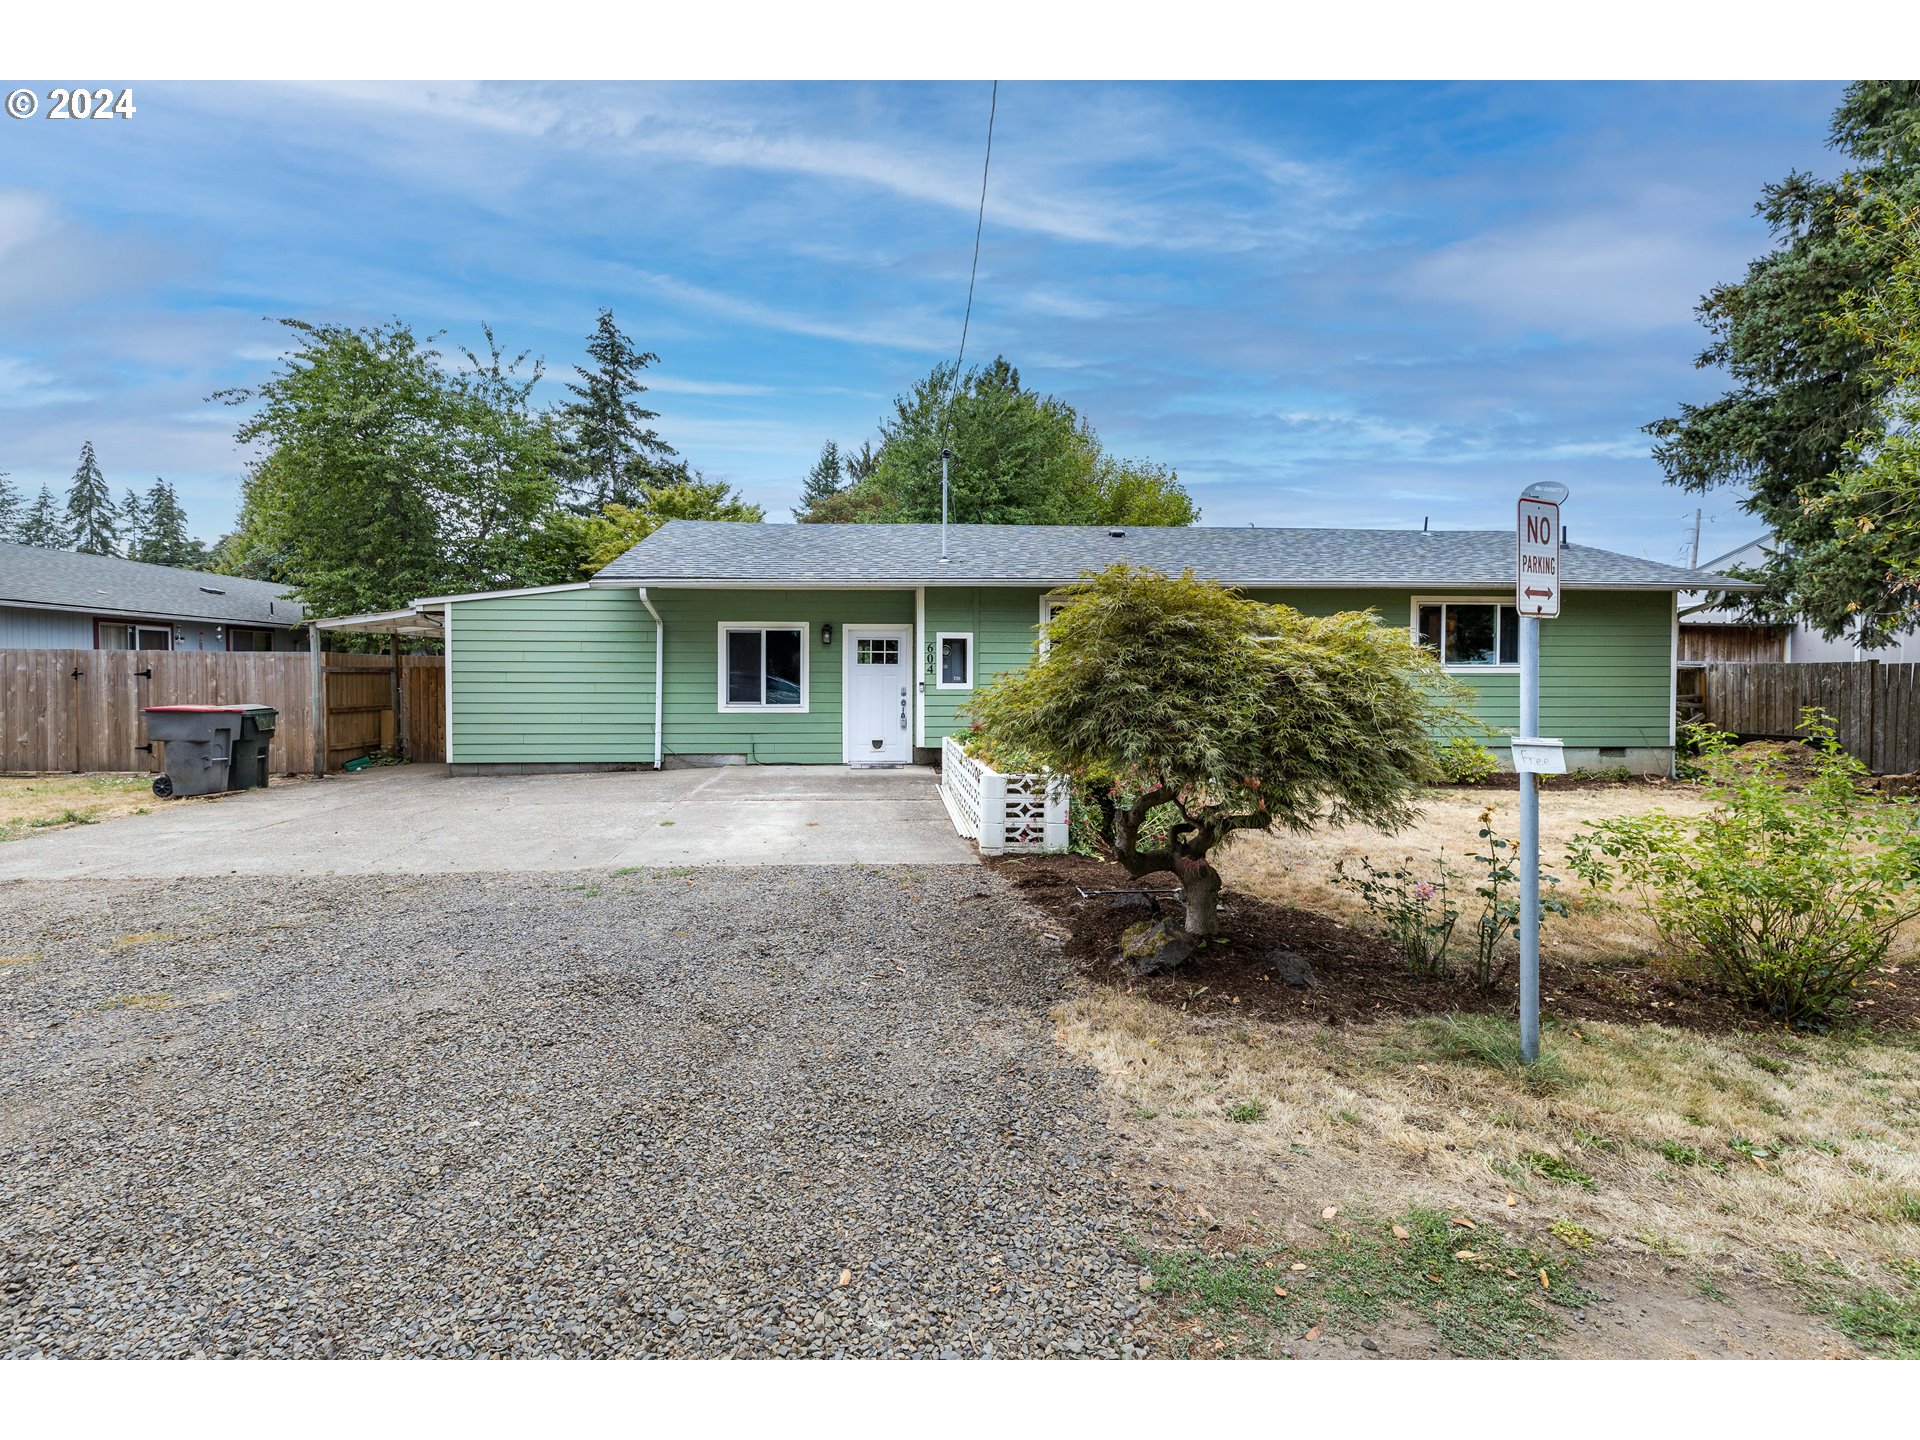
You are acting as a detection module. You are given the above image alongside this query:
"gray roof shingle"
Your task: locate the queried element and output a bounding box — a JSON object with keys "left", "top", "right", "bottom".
{"left": 0, "top": 542, "right": 306, "bottom": 627}
{"left": 595, "top": 521, "right": 1755, "bottom": 592}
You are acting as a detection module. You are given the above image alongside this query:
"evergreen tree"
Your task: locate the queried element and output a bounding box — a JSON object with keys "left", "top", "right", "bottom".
{"left": 795, "top": 440, "right": 845, "bottom": 519}
{"left": 64, "top": 440, "right": 117, "bottom": 555}
{"left": 134, "top": 478, "right": 203, "bottom": 568}
{"left": 557, "top": 309, "right": 676, "bottom": 512}
{"left": 16, "top": 485, "right": 68, "bottom": 548}
{"left": 1648, "top": 81, "right": 1920, "bottom": 643}
{"left": 0, "top": 469, "right": 21, "bottom": 541}
{"left": 843, "top": 441, "right": 879, "bottom": 485}
{"left": 117, "top": 487, "right": 146, "bottom": 559}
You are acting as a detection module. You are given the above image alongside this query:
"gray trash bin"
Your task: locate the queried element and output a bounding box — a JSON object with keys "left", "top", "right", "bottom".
{"left": 226, "top": 705, "right": 278, "bottom": 791}
{"left": 142, "top": 705, "right": 265, "bottom": 798}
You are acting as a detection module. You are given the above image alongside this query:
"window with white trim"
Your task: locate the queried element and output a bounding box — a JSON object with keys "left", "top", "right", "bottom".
{"left": 719, "top": 624, "right": 808, "bottom": 709}
{"left": 936, "top": 632, "right": 973, "bottom": 688}
{"left": 1414, "top": 601, "right": 1520, "bottom": 668}
{"left": 1038, "top": 594, "right": 1072, "bottom": 655}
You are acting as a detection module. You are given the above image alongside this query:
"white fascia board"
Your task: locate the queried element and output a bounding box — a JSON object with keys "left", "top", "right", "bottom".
{"left": 593, "top": 576, "right": 1748, "bottom": 593}
{"left": 411, "top": 581, "right": 594, "bottom": 606}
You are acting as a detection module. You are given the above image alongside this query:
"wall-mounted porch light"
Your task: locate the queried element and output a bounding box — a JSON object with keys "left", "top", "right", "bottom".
{"left": 821, "top": 623, "right": 834, "bottom": 648}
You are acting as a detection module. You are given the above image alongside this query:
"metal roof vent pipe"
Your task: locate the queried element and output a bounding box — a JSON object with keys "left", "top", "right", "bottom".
{"left": 1108, "top": 529, "right": 1126, "bottom": 539}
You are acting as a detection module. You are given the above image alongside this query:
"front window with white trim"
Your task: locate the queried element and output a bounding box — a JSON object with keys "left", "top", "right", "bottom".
{"left": 1038, "top": 594, "right": 1072, "bottom": 655}
{"left": 1414, "top": 600, "right": 1520, "bottom": 669}
{"left": 719, "top": 623, "right": 808, "bottom": 710}
{"left": 936, "top": 632, "right": 973, "bottom": 688}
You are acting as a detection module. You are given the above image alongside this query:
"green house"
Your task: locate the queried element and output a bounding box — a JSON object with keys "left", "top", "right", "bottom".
{"left": 404, "top": 521, "right": 1745, "bottom": 776}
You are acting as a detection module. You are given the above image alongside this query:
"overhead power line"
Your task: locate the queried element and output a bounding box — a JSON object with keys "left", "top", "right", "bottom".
{"left": 949, "top": 80, "right": 998, "bottom": 405}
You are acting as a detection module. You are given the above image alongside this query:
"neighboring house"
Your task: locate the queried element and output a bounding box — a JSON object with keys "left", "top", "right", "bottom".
{"left": 1679, "top": 535, "right": 1920, "bottom": 663}
{"left": 0, "top": 542, "right": 307, "bottom": 652}
{"left": 356, "top": 521, "right": 1747, "bottom": 777}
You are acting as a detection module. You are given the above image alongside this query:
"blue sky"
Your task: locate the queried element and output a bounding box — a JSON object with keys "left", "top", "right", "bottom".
{"left": 0, "top": 79, "right": 1846, "bottom": 563}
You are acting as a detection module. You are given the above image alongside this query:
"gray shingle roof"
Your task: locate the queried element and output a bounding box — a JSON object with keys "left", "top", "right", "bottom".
{"left": 0, "top": 542, "right": 306, "bottom": 627}
{"left": 596, "top": 521, "right": 1756, "bottom": 592}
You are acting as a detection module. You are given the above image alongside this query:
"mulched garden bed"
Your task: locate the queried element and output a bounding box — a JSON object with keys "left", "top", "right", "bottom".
{"left": 989, "top": 852, "right": 1920, "bottom": 1037}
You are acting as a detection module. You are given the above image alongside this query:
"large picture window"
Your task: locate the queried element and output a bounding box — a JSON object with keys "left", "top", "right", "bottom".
{"left": 1414, "top": 600, "right": 1520, "bottom": 668}
{"left": 719, "top": 624, "right": 808, "bottom": 710}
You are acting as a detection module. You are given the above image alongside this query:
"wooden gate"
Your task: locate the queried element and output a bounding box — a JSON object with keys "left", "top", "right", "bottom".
{"left": 321, "top": 653, "right": 445, "bottom": 768}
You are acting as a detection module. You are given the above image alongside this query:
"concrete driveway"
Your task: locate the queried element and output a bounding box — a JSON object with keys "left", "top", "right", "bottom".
{"left": 0, "top": 764, "right": 975, "bottom": 879}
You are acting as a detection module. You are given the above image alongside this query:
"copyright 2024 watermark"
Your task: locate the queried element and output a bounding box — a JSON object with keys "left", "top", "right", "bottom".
{"left": 6, "top": 86, "right": 138, "bottom": 121}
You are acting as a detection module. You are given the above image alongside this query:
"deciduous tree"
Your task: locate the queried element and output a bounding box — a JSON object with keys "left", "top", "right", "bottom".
{"left": 968, "top": 566, "right": 1458, "bottom": 972}
{"left": 793, "top": 357, "right": 1200, "bottom": 528}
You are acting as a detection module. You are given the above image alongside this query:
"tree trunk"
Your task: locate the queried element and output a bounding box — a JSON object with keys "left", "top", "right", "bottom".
{"left": 1177, "top": 858, "right": 1222, "bottom": 937}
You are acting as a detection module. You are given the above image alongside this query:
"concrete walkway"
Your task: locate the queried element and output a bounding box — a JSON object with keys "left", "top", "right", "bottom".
{"left": 0, "top": 765, "right": 976, "bottom": 879}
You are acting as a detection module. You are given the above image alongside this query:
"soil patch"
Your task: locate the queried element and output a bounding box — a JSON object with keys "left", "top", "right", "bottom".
{"left": 991, "top": 852, "right": 1920, "bottom": 1036}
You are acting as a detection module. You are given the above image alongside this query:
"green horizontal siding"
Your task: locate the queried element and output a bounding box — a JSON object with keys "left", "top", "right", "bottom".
{"left": 921, "top": 584, "right": 1673, "bottom": 753}
{"left": 448, "top": 589, "right": 656, "bottom": 764}
{"left": 445, "top": 580, "right": 1674, "bottom": 766}
{"left": 651, "top": 588, "right": 914, "bottom": 763}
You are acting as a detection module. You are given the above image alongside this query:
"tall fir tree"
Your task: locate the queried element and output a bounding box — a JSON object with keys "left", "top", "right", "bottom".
{"left": 795, "top": 440, "right": 845, "bottom": 519}
{"left": 64, "top": 440, "right": 117, "bottom": 555}
{"left": 133, "top": 478, "right": 203, "bottom": 568}
{"left": 1648, "top": 81, "right": 1920, "bottom": 644}
{"left": 0, "top": 469, "right": 21, "bottom": 541}
{"left": 16, "top": 485, "right": 68, "bottom": 548}
{"left": 558, "top": 309, "right": 676, "bottom": 512}
{"left": 117, "top": 487, "right": 146, "bottom": 560}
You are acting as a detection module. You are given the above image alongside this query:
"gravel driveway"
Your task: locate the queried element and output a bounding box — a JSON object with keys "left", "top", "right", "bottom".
{"left": 0, "top": 867, "right": 1145, "bottom": 1357}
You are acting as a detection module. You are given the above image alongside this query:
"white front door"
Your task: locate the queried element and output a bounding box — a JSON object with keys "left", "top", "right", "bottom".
{"left": 842, "top": 625, "right": 913, "bottom": 766}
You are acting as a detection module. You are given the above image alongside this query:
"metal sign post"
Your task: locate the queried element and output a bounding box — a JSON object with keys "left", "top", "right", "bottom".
{"left": 1514, "top": 482, "right": 1568, "bottom": 1064}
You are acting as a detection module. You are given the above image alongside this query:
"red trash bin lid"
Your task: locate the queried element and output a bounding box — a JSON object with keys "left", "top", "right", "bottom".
{"left": 141, "top": 705, "right": 253, "bottom": 713}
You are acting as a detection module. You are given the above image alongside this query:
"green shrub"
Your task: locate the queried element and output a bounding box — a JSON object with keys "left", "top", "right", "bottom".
{"left": 1434, "top": 736, "right": 1501, "bottom": 786}
{"left": 1567, "top": 710, "right": 1920, "bottom": 1027}
{"left": 1466, "top": 807, "right": 1568, "bottom": 989}
{"left": 1334, "top": 855, "right": 1459, "bottom": 975}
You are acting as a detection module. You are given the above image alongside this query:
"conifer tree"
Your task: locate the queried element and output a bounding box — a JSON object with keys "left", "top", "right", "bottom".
{"left": 557, "top": 309, "right": 676, "bottom": 512}
{"left": 64, "top": 441, "right": 117, "bottom": 555}
{"left": 134, "top": 478, "right": 202, "bottom": 568}
{"left": 118, "top": 487, "right": 146, "bottom": 559}
{"left": 0, "top": 469, "right": 21, "bottom": 541}
{"left": 16, "top": 485, "right": 68, "bottom": 548}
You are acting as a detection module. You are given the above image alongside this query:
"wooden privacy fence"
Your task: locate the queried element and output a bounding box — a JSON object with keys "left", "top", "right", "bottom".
{"left": 1690, "top": 660, "right": 1920, "bottom": 774}
{"left": 1, "top": 648, "right": 443, "bottom": 776}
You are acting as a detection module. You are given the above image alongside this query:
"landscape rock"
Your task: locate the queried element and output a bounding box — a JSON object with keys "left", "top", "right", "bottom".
{"left": 1117, "top": 918, "right": 1199, "bottom": 977}
{"left": 1267, "top": 950, "right": 1319, "bottom": 988}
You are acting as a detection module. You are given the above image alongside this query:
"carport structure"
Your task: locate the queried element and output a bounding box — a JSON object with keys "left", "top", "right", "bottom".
{"left": 306, "top": 605, "right": 448, "bottom": 776}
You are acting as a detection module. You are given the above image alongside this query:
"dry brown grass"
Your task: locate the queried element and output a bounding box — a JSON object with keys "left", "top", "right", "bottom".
{"left": 0, "top": 773, "right": 158, "bottom": 842}
{"left": 1058, "top": 989, "right": 1920, "bottom": 1290}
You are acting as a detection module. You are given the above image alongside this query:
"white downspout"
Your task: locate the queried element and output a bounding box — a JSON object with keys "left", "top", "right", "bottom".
{"left": 638, "top": 588, "right": 664, "bottom": 770}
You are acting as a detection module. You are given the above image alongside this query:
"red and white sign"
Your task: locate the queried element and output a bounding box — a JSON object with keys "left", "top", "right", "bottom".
{"left": 1516, "top": 496, "right": 1561, "bottom": 618}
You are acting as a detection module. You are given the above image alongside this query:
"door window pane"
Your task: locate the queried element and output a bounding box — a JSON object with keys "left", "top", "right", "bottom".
{"left": 136, "top": 627, "right": 172, "bottom": 651}
{"left": 764, "top": 629, "right": 803, "bottom": 705}
{"left": 940, "top": 635, "right": 971, "bottom": 686}
{"left": 726, "top": 629, "right": 762, "bottom": 704}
